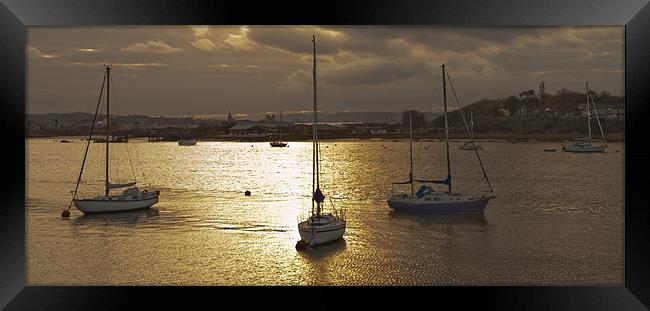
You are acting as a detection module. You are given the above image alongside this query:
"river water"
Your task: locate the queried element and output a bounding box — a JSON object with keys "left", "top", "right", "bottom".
{"left": 26, "top": 138, "right": 624, "bottom": 285}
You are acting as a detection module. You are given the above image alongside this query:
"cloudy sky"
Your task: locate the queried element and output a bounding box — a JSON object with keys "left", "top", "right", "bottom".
{"left": 27, "top": 26, "right": 623, "bottom": 118}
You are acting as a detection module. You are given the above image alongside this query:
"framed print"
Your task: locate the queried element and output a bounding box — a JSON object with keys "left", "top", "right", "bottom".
{"left": 1, "top": 0, "right": 649, "bottom": 309}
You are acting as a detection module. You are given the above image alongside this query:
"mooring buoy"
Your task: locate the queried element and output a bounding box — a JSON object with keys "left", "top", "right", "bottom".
{"left": 295, "top": 240, "right": 308, "bottom": 251}
{"left": 244, "top": 190, "right": 251, "bottom": 196}
{"left": 61, "top": 210, "right": 70, "bottom": 218}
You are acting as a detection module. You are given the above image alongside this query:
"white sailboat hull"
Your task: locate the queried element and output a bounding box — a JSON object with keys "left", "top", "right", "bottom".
{"left": 298, "top": 215, "right": 346, "bottom": 246}
{"left": 73, "top": 194, "right": 159, "bottom": 213}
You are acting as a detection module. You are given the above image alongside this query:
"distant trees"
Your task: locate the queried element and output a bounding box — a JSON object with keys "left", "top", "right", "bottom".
{"left": 401, "top": 109, "right": 427, "bottom": 129}
{"left": 518, "top": 89, "right": 536, "bottom": 99}
{"left": 428, "top": 86, "right": 624, "bottom": 134}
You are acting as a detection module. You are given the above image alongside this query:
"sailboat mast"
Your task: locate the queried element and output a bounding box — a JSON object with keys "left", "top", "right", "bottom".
{"left": 470, "top": 111, "right": 474, "bottom": 139}
{"left": 589, "top": 87, "right": 607, "bottom": 143}
{"left": 442, "top": 64, "right": 451, "bottom": 193}
{"left": 586, "top": 82, "right": 592, "bottom": 143}
{"left": 312, "top": 35, "right": 321, "bottom": 216}
{"left": 409, "top": 110, "right": 414, "bottom": 197}
{"left": 105, "top": 65, "right": 111, "bottom": 196}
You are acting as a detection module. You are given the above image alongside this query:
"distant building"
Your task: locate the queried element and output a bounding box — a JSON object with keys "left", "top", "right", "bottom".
{"left": 229, "top": 123, "right": 270, "bottom": 135}
{"left": 594, "top": 105, "right": 624, "bottom": 120}
{"left": 265, "top": 113, "right": 276, "bottom": 123}
{"left": 227, "top": 110, "right": 236, "bottom": 124}
{"left": 576, "top": 104, "right": 624, "bottom": 120}
{"left": 291, "top": 123, "right": 348, "bottom": 136}
{"left": 613, "top": 106, "right": 625, "bottom": 120}
{"left": 497, "top": 108, "right": 510, "bottom": 117}
{"left": 512, "top": 106, "right": 539, "bottom": 117}
{"left": 349, "top": 123, "right": 399, "bottom": 135}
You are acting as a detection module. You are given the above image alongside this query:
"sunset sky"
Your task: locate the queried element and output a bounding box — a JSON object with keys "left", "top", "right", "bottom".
{"left": 27, "top": 26, "right": 623, "bottom": 118}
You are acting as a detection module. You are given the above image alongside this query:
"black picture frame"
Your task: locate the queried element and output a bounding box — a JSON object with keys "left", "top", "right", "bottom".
{"left": 2, "top": 0, "right": 649, "bottom": 309}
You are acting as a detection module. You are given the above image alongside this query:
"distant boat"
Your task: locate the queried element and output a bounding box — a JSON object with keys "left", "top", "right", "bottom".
{"left": 270, "top": 122, "right": 288, "bottom": 147}
{"left": 297, "top": 35, "right": 346, "bottom": 246}
{"left": 59, "top": 139, "right": 72, "bottom": 143}
{"left": 62, "top": 65, "right": 159, "bottom": 217}
{"left": 544, "top": 148, "right": 556, "bottom": 152}
{"left": 178, "top": 138, "right": 197, "bottom": 146}
{"left": 387, "top": 64, "right": 494, "bottom": 214}
{"left": 178, "top": 114, "right": 198, "bottom": 146}
{"left": 459, "top": 111, "right": 482, "bottom": 150}
{"left": 563, "top": 82, "right": 607, "bottom": 153}
{"left": 270, "top": 141, "right": 287, "bottom": 147}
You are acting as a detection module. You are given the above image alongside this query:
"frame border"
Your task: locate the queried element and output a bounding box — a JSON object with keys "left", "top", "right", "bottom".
{"left": 2, "top": 0, "right": 649, "bottom": 309}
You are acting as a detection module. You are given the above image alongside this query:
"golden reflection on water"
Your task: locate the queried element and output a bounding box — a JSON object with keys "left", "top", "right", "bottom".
{"left": 26, "top": 139, "right": 624, "bottom": 285}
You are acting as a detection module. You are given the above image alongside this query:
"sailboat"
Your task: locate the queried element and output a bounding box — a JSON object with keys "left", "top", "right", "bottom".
{"left": 562, "top": 82, "right": 607, "bottom": 153}
{"left": 178, "top": 136, "right": 198, "bottom": 146}
{"left": 270, "top": 118, "right": 288, "bottom": 147}
{"left": 387, "top": 64, "right": 494, "bottom": 214}
{"left": 178, "top": 115, "right": 198, "bottom": 146}
{"left": 459, "top": 111, "right": 482, "bottom": 150}
{"left": 297, "top": 35, "right": 346, "bottom": 246}
{"left": 62, "top": 65, "right": 159, "bottom": 217}
{"left": 270, "top": 140, "right": 288, "bottom": 147}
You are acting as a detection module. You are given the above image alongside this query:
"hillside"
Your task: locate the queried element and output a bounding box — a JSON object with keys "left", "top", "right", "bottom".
{"left": 432, "top": 88, "right": 624, "bottom": 135}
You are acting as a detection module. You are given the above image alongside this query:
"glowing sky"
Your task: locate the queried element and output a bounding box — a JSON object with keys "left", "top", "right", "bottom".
{"left": 27, "top": 26, "right": 623, "bottom": 117}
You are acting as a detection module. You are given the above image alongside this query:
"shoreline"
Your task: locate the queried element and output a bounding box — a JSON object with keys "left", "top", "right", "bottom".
{"left": 29, "top": 132, "right": 625, "bottom": 143}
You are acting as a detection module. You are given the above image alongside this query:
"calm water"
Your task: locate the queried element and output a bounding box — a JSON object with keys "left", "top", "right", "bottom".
{"left": 26, "top": 138, "right": 624, "bottom": 285}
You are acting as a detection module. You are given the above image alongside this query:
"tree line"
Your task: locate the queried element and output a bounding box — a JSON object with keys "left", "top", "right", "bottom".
{"left": 401, "top": 88, "right": 624, "bottom": 134}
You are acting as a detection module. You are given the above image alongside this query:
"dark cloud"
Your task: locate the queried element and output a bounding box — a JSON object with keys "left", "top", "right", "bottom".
{"left": 321, "top": 60, "right": 433, "bottom": 86}
{"left": 27, "top": 26, "right": 623, "bottom": 116}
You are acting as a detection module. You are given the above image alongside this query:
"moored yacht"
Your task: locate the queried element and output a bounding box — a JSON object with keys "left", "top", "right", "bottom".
{"left": 62, "top": 65, "right": 159, "bottom": 217}
{"left": 387, "top": 64, "right": 494, "bottom": 214}
{"left": 563, "top": 82, "right": 607, "bottom": 153}
{"left": 297, "top": 35, "right": 346, "bottom": 246}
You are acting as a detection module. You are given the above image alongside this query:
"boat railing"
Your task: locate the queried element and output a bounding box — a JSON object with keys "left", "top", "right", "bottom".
{"left": 389, "top": 183, "right": 415, "bottom": 196}
{"left": 297, "top": 211, "right": 310, "bottom": 223}
{"left": 328, "top": 197, "right": 347, "bottom": 221}
{"left": 72, "top": 190, "right": 99, "bottom": 200}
